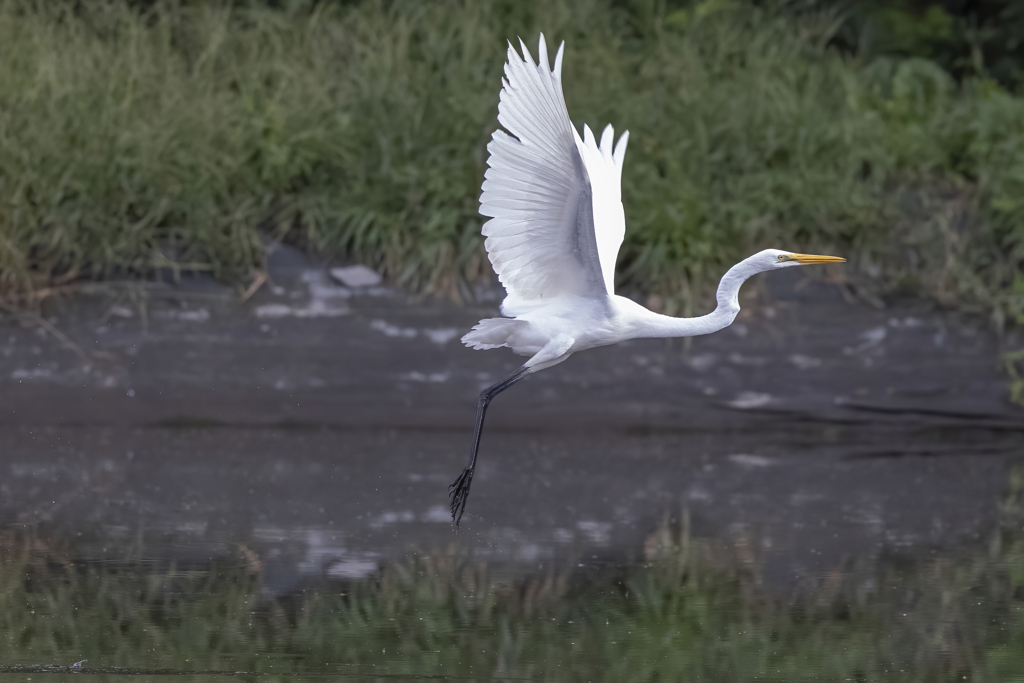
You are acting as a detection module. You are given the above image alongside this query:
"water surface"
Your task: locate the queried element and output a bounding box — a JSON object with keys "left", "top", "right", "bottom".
{"left": 1, "top": 424, "right": 1022, "bottom": 681}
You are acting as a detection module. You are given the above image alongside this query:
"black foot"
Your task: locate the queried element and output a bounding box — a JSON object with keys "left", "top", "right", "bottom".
{"left": 448, "top": 466, "right": 475, "bottom": 527}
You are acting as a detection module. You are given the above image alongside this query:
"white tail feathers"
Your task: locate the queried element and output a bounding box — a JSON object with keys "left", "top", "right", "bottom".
{"left": 462, "top": 318, "right": 523, "bottom": 350}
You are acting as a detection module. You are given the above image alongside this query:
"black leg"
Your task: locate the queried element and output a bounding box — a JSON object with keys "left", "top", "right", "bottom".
{"left": 449, "top": 365, "right": 530, "bottom": 526}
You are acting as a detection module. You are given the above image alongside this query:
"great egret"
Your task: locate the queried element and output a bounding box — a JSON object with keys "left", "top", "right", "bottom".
{"left": 448, "top": 35, "right": 845, "bottom": 525}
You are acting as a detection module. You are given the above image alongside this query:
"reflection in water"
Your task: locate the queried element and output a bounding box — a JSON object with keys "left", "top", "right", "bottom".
{"left": 4, "top": 487, "right": 1024, "bottom": 682}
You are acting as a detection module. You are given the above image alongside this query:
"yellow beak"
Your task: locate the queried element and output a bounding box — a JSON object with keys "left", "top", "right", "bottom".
{"left": 788, "top": 253, "right": 846, "bottom": 265}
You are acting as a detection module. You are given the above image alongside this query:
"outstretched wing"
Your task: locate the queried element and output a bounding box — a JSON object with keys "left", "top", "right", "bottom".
{"left": 480, "top": 35, "right": 629, "bottom": 311}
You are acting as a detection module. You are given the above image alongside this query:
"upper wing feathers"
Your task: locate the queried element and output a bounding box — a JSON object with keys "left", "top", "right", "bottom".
{"left": 479, "top": 34, "right": 629, "bottom": 308}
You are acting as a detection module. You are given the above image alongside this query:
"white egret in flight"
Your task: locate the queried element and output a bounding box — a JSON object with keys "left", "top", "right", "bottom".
{"left": 449, "top": 35, "right": 845, "bottom": 525}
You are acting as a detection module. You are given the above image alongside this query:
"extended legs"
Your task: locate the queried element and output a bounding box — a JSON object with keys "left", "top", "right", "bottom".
{"left": 448, "top": 365, "right": 530, "bottom": 526}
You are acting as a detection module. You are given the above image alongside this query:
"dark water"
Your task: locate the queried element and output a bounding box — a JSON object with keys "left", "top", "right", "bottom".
{"left": 0, "top": 425, "right": 1023, "bottom": 681}
{"left": 0, "top": 252, "right": 1019, "bottom": 680}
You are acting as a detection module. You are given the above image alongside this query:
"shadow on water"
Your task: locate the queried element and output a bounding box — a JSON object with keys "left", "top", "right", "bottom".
{"left": 4, "top": 466, "right": 1024, "bottom": 682}
{"left": 0, "top": 399, "right": 1021, "bottom": 681}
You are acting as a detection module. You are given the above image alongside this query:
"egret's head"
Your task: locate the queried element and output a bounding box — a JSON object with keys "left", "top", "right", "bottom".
{"left": 757, "top": 249, "right": 846, "bottom": 271}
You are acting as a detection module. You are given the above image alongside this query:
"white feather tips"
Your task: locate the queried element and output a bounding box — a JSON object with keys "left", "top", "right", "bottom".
{"left": 600, "top": 125, "right": 614, "bottom": 161}
{"left": 518, "top": 38, "right": 533, "bottom": 66}
{"left": 578, "top": 123, "right": 629, "bottom": 181}
{"left": 538, "top": 34, "right": 550, "bottom": 71}
{"left": 613, "top": 130, "right": 629, "bottom": 170}
{"left": 506, "top": 34, "right": 565, "bottom": 89}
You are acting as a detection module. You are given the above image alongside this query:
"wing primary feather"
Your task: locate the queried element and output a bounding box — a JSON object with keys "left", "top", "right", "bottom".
{"left": 518, "top": 37, "right": 534, "bottom": 67}
{"left": 538, "top": 33, "right": 550, "bottom": 71}
{"left": 600, "top": 124, "right": 614, "bottom": 163}
{"left": 583, "top": 124, "right": 595, "bottom": 149}
{"left": 614, "top": 130, "right": 630, "bottom": 170}
{"left": 554, "top": 41, "right": 564, "bottom": 79}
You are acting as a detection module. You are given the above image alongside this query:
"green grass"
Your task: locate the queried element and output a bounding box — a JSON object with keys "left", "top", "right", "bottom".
{"left": 1, "top": 0, "right": 1024, "bottom": 323}
{"left": 5, "top": 508, "right": 1024, "bottom": 682}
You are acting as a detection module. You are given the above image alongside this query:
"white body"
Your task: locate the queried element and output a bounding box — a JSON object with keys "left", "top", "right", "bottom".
{"left": 463, "top": 36, "right": 829, "bottom": 374}
{"left": 448, "top": 34, "right": 844, "bottom": 525}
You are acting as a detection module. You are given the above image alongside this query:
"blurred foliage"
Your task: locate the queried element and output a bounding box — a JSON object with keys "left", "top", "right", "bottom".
{"left": 4, "top": 513, "right": 1024, "bottom": 680}
{"left": 1007, "top": 347, "right": 1024, "bottom": 406}
{"left": 827, "top": 0, "right": 1024, "bottom": 88}
{"left": 1, "top": 0, "right": 1024, "bottom": 325}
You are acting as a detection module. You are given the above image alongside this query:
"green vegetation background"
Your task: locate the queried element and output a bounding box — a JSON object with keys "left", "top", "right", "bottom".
{"left": 2, "top": 0, "right": 1024, "bottom": 326}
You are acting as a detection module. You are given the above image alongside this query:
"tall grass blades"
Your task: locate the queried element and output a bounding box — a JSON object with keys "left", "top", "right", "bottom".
{"left": 1, "top": 0, "right": 1023, "bottom": 320}
{"left": 5, "top": 522, "right": 1024, "bottom": 680}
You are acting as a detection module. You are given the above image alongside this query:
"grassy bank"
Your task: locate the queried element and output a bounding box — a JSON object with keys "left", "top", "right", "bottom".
{"left": 1, "top": 0, "right": 1023, "bottom": 322}
{"left": 6, "top": 506, "right": 1024, "bottom": 681}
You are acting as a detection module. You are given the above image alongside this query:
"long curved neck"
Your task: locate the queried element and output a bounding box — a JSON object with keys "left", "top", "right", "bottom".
{"left": 627, "top": 258, "right": 758, "bottom": 339}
